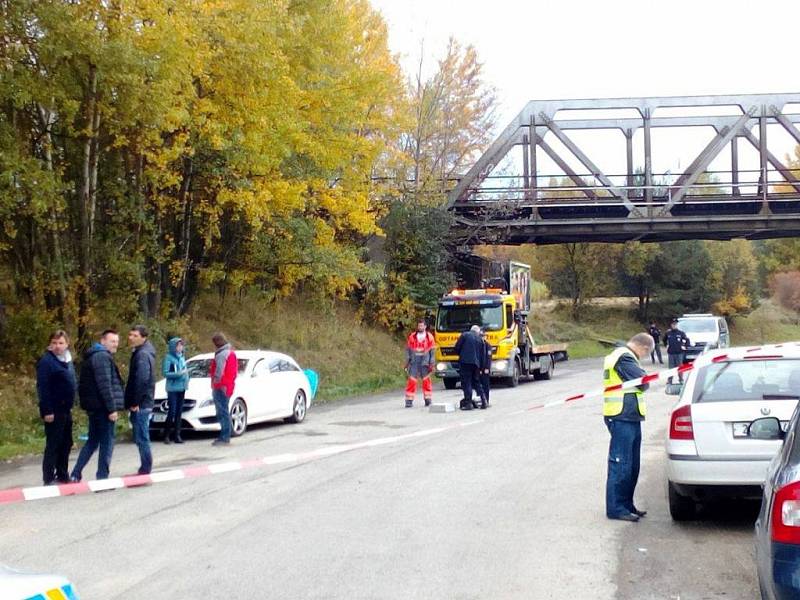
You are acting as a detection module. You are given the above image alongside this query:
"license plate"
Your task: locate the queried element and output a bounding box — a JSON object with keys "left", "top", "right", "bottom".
{"left": 733, "top": 421, "right": 789, "bottom": 437}
{"left": 152, "top": 413, "right": 167, "bottom": 423}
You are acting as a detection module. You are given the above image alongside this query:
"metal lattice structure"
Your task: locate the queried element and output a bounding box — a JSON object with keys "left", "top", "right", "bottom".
{"left": 447, "top": 93, "right": 800, "bottom": 245}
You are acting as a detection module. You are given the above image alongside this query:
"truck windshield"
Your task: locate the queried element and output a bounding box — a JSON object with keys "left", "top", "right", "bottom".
{"left": 677, "top": 318, "right": 716, "bottom": 333}
{"left": 436, "top": 304, "right": 504, "bottom": 332}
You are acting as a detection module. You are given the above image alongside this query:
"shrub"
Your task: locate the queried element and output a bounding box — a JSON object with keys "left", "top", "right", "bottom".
{"left": 770, "top": 271, "right": 800, "bottom": 312}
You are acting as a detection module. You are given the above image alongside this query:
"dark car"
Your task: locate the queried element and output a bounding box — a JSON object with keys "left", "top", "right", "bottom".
{"left": 753, "top": 408, "right": 800, "bottom": 599}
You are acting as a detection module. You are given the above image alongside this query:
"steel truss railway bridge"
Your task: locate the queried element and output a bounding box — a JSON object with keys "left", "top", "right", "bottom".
{"left": 447, "top": 93, "right": 800, "bottom": 245}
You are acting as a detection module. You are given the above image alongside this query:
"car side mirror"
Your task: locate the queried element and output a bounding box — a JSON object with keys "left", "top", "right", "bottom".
{"left": 665, "top": 383, "right": 683, "bottom": 396}
{"left": 749, "top": 417, "right": 785, "bottom": 440}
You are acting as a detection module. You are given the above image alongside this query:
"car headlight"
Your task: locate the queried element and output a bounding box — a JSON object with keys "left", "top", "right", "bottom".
{"left": 199, "top": 397, "right": 214, "bottom": 408}
{"left": 492, "top": 360, "right": 508, "bottom": 371}
{"left": 436, "top": 362, "right": 448, "bottom": 371}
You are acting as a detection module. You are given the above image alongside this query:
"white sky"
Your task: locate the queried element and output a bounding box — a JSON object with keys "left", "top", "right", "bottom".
{"left": 370, "top": 0, "right": 800, "bottom": 187}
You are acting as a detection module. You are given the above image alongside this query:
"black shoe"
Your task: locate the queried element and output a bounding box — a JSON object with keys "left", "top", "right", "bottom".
{"left": 405, "top": 400, "right": 413, "bottom": 408}
{"left": 632, "top": 508, "right": 647, "bottom": 517}
{"left": 69, "top": 475, "right": 81, "bottom": 483}
{"left": 480, "top": 400, "right": 487, "bottom": 409}
{"left": 164, "top": 436, "right": 172, "bottom": 444}
{"left": 609, "top": 513, "right": 639, "bottom": 522}
{"left": 424, "top": 399, "right": 431, "bottom": 407}
{"left": 460, "top": 400, "right": 473, "bottom": 411}
{"left": 212, "top": 439, "right": 230, "bottom": 446}
{"left": 174, "top": 437, "right": 184, "bottom": 444}
{"left": 472, "top": 401, "right": 480, "bottom": 409}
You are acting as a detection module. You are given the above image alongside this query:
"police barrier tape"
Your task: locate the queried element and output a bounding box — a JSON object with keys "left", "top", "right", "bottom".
{"left": 527, "top": 361, "right": 696, "bottom": 411}
{"left": 0, "top": 420, "right": 484, "bottom": 506}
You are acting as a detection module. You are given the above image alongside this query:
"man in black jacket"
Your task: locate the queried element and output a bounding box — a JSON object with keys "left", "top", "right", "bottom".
{"left": 664, "top": 320, "right": 690, "bottom": 384}
{"left": 36, "top": 330, "right": 77, "bottom": 485}
{"left": 70, "top": 329, "right": 124, "bottom": 482}
{"left": 648, "top": 321, "right": 663, "bottom": 365}
{"left": 125, "top": 325, "right": 156, "bottom": 475}
{"left": 454, "top": 325, "right": 487, "bottom": 410}
{"left": 478, "top": 328, "right": 492, "bottom": 408}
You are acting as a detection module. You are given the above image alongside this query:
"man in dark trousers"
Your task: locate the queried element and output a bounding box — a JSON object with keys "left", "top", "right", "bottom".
{"left": 454, "top": 325, "right": 486, "bottom": 410}
{"left": 664, "top": 319, "right": 689, "bottom": 384}
{"left": 70, "top": 329, "right": 124, "bottom": 482}
{"left": 125, "top": 325, "right": 156, "bottom": 475}
{"left": 603, "top": 333, "right": 654, "bottom": 522}
{"left": 36, "top": 330, "right": 77, "bottom": 485}
{"left": 478, "top": 328, "right": 492, "bottom": 408}
{"left": 648, "top": 321, "right": 663, "bottom": 365}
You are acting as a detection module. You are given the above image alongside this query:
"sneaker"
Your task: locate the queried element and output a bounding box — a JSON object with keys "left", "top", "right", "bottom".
{"left": 212, "top": 439, "right": 230, "bottom": 446}
{"left": 164, "top": 436, "right": 172, "bottom": 444}
{"left": 424, "top": 399, "right": 432, "bottom": 407}
{"left": 405, "top": 400, "right": 413, "bottom": 408}
{"left": 174, "top": 437, "right": 184, "bottom": 444}
{"left": 69, "top": 475, "right": 81, "bottom": 483}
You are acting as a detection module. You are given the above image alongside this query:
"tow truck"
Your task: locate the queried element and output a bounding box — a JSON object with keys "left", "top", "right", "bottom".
{"left": 433, "top": 260, "right": 568, "bottom": 388}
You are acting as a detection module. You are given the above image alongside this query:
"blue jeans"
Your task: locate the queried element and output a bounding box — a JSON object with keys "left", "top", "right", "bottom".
{"left": 130, "top": 408, "right": 153, "bottom": 474}
{"left": 605, "top": 418, "right": 642, "bottom": 518}
{"left": 212, "top": 388, "right": 232, "bottom": 442}
{"left": 71, "top": 411, "right": 116, "bottom": 480}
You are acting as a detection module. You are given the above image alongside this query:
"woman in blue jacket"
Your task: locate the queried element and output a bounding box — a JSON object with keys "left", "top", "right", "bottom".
{"left": 163, "top": 337, "right": 189, "bottom": 443}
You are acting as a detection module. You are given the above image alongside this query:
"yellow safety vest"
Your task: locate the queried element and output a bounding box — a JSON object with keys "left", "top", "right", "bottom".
{"left": 603, "top": 346, "right": 646, "bottom": 417}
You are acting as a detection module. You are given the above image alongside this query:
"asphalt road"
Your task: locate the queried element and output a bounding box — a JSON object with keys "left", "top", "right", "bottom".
{"left": 0, "top": 358, "right": 760, "bottom": 599}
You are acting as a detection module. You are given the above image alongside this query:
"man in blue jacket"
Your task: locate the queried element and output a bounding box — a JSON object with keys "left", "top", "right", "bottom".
{"left": 36, "top": 330, "right": 77, "bottom": 485}
{"left": 454, "top": 325, "right": 487, "bottom": 410}
{"left": 125, "top": 325, "right": 157, "bottom": 475}
{"left": 70, "top": 329, "right": 124, "bottom": 482}
{"left": 163, "top": 337, "right": 189, "bottom": 444}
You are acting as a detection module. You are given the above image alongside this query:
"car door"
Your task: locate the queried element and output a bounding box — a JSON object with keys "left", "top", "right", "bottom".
{"left": 246, "top": 358, "right": 273, "bottom": 421}
{"left": 279, "top": 359, "right": 305, "bottom": 415}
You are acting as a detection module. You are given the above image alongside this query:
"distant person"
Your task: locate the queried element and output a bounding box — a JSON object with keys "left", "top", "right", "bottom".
{"left": 404, "top": 318, "right": 436, "bottom": 408}
{"left": 125, "top": 325, "right": 156, "bottom": 475}
{"left": 454, "top": 325, "right": 486, "bottom": 410}
{"left": 603, "top": 332, "right": 654, "bottom": 522}
{"left": 664, "top": 319, "right": 689, "bottom": 384}
{"left": 36, "top": 330, "right": 77, "bottom": 485}
{"left": 478, "top": 328, "right": 492, "bottom": 408}
{"left": 70, "top": 330, "right": 124, "bottom": 482}
{"left": 648, "top": 321, "right": 663, "bottom": 365}
{"left": 210, "top": 333, "right": 238, "bottom": 445}
{"left": 163, "top": 337, "right": 189, "bottom": 444}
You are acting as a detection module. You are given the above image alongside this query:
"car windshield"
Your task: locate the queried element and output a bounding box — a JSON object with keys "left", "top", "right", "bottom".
{"left": 692, "top": 358, "right": 800, "bottom": 403}
{"left": 186, "top": 358, "right": 248, "bottom": 378}
{"left": 436, "top": 303, "right": 504, "bottom": 332}
{"left": 678, "top": 318, "right": 717, "bottom": 333}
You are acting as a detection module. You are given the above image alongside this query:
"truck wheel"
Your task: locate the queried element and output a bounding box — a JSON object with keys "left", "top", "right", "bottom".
{"left": 507, "top": 360, "right": 520, "bottom": 387}
{"left": 534, "top": 355, "right": 554, "bottom": 380}
{"left": 443, "top": 378, "right": 458, "bottom": 390}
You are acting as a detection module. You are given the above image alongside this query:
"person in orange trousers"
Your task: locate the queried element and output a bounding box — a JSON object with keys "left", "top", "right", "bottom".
{"left": 404, "top": 318, "right": 435, "bottom": 407}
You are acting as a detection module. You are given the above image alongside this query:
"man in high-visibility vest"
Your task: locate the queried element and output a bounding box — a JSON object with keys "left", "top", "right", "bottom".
{"left": 603, "top": 333, "right": 655, "bottom": 522}
{"left": 404, "top": 318, "right": 436, "bottom": 408}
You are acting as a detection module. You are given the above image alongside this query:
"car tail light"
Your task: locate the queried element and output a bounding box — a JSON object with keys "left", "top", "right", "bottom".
{"left": 669, "top": 404, "right": 694, "bottom": 440}
{"left": 772, "top": 481, "right": 800, "bottom": 544}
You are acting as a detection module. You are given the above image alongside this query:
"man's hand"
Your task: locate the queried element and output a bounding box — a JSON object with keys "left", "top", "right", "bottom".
{"left": 108, "top": 411, "right": 119, "bottom": 422}
{"left": 43, "top": 414, "right": 55, "bottom": 423}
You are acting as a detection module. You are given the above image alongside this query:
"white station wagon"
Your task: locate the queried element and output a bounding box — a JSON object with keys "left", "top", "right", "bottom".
{"left": 149, "top": 350, "right": 313, "bottom": 437}
{"left": 666, "top": 343, "right": 800, "bottom": 520}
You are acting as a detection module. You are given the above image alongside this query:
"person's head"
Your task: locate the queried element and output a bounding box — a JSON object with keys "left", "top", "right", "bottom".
{"left": 99, "top": 329, "right": 120, "bottom": 354}
{"left": 168, "top": 336, "right": 184, "bottom": 355}
{"left": 628, "top": 332, "right": 655, "bottom": 359}
{"left": 479, "top": 328, "right": 486, "bottom": 339}
{"left": 670, "top": 319, "right": 679, "bottom": 329}
{"left": 416, "top": 318, "right": 427, "bottom": 333}
{"left": 470, "top": 324, "right": 481, "bottom": 334}
{"left": 649, "top": 321, "right": 656, "bottom": 327}
{"left": 212, "top": 332, "right": 228, "bottom": 348}
{"left": 48, "top": 330, "right": 70, "bottom": 357}
{"left": 128, "top": 325, "right": 149, "bottom": 348}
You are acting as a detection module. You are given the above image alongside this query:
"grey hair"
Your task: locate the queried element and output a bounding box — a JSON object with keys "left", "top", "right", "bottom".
{"left": 470, "top": 325, "right": 481, "bottom": 333}
{"left": 629, "top": 332, "right": 655, "bottom": 352}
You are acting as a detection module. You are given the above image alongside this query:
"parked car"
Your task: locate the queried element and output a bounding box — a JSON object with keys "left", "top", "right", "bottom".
{"left": 665, "top": 344, "right": 800, "bottom": 520}
{"left": 0, "top": 565, "right": 79, "bottom": 599}
{"left": 149, "top": 350, "right": 313, "bottom": 438}
{"left": 677, "top": 313, "right": 730, "bottom": 362}
{"left": 754, "top": 403, "right": 800, "bottom": 599}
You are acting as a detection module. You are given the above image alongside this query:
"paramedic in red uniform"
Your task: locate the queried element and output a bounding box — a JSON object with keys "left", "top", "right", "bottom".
{"left": 404, "top": 318, "right": 436, "bottom": 408}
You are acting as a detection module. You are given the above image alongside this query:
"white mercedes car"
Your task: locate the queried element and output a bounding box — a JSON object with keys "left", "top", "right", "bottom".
{"left": 666, "top": 343, "right": 800, "bottom": 520}
{"left": 149, "top": 350, "right": 313, "bottom": 437}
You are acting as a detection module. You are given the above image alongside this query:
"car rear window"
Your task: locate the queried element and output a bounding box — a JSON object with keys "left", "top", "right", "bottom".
{"left": 692, "top": 358, "right": 800, "bottom": 403}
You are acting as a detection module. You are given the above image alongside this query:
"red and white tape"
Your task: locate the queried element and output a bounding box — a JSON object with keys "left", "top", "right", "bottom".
{"left": 0, "top": 421, "right": 482, "bottom": 506}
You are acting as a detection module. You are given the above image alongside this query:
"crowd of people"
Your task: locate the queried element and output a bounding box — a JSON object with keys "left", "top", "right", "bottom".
{"left": 35, "top": 327, "right": 239, "bottom": 486}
